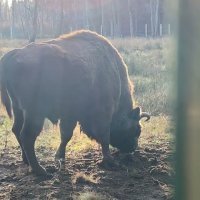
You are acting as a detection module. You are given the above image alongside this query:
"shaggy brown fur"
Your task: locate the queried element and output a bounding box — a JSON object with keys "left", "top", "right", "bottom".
{"left": 0, "top": 30, "right": 149, "bottom": 176}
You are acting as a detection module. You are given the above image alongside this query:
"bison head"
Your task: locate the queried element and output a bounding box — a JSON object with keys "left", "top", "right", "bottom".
{"left": 110, "top": 107, "right": 150, "bottom": 153}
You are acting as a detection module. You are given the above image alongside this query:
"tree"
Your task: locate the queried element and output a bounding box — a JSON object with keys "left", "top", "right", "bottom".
{"left": 55, "top": 0, "right": 64, "bottom": 36}
{"left": 29, "top": 0, "right": 38, "bottom": 42}
{"left": 150, "top": 0, "right": 159, "bottom": 37}
{"left": 10, "top": 0, "right": 16, "bottom": 39}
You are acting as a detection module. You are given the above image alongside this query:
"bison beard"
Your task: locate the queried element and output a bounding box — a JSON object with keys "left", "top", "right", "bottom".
{"left": 0, "top": 30, "right": 150, "bottom": 176}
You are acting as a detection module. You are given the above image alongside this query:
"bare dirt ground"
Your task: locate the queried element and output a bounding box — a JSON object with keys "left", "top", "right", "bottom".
{"left": 0, "top": 137, "right": 174, "bottom": 199}
{"left": 0, "top": 116, "right": 175, "bottom": 200}
{"left": 0, "top": 37, "right": 174, "bottom": 199}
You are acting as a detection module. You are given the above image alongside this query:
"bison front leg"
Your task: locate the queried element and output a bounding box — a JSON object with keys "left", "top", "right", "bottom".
{"left": 20, "top": 114, "right": 47, "bottom": 176}
{"left": 55, "top": 119, "right": 76, "bottom": 169}
{"left": 97, "top": 127, "right": 116, "bottom": 168}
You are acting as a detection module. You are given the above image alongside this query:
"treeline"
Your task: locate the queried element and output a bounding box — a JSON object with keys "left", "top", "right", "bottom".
{"left": 0, "top": 0, "right": 171, "bottom": 39}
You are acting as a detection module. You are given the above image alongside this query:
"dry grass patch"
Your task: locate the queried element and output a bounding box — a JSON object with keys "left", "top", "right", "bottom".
{"left": 140, "top": 116, "right": 174, "bottom": 149}
{"left": 72, "top": 172, "right": 99, "bottom": 185}
{"left": 73, "top": 191, "right": 106, "bottom": 200}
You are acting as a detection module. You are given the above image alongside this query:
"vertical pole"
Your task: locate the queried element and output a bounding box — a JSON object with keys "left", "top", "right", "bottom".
{"left": 145, "top": 24, "right": 148, "bottom": 38}
{"left": 10, "top": 0, "right": 15, "bottom": 39}
{"left": 100, "top": 0, "right": 104, "bottom": 35}
{"left": 100, "top": 24, "right": 103, "bottom": 35}
{"left": 177, "top": 0, "right": 200, "bottom": 200}
{"left": 128, "top": 0, "right": 133, "bottom": 38}
{"left": 85, "top": 0, "right": 89, "bottom": 29}
{"left": 168, "top": 24, "right": 171, "bottom": 36}
{"left": 159, "top": 24, "right": 162, "bottom": 37}
{"left": 110, "top": 20, "right": 113, "bottom": 38}
{"left": 10, "top": 26, "right": 13, "bottom": 39}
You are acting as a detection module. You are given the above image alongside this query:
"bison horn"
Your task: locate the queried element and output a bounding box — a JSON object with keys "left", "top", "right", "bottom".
{"left": 140, "top": 112, "right": 150, "bottom": 121}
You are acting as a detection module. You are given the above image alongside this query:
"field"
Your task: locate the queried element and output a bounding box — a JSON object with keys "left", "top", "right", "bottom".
{"left": 0, "top": 37, "right": 175, "bottom": 199}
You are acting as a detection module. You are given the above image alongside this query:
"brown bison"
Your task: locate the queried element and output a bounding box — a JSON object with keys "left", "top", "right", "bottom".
{"left": 0, "top": 30, "right": 150, "bottom": 176}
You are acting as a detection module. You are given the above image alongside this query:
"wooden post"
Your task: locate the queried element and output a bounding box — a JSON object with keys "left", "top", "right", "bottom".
{"left": 10, "top": 26, "right": 13, "bottom": 39}
{"left": 145, "top": 24, "right": 148, "bottom": 38}
{"left": 100, "top": 24, "right": 103, "bottom": 35}
{"left": 110, "top": 20, "right": 113, "bottom": 38}
{"left": 159, "top": 24, "right": 162, "bottom": 37}
{"left": 168, "top": 24, "right": 171, "bottom": 36}
{"left": 176, "top": 0, "right": 200, "bottom": 199}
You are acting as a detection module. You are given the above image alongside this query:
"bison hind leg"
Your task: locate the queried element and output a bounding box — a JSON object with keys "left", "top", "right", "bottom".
{"left": 12, "top": 106, "right": 28, "bottom": 164}
{"left": 20, "top": 113, "right": 47, "bottom": 176}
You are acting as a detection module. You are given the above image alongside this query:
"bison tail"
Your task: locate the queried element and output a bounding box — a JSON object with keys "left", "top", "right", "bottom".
{"left": 0, "top": 84, "right": 12, "bottom": 118}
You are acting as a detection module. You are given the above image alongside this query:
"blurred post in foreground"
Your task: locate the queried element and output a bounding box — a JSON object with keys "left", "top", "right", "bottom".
{"left": 177, "top": 0, "right": 200, "bottom": 199}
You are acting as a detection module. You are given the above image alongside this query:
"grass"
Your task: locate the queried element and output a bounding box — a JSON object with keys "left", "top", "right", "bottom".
{"left": 0, "top": 115, "right": 174, "bottom": 155}
{"left": 140, "top": 116, "right": 175, "bottom": 148}
{"left": 73, "top": 191, "right": 106, "bottom": 200}
{"left": 0, "top": 37, "right": 174, "bottom": 152}
{"left": 111, "top": 37, "right": 175, "bottom": 116}
{"left": 0, "top": 37, "right": 175, "bottom": 199}
{"left": 72, "top": 172, "right": 99, "bottom": 185}
{"left": 0, "top": 37, "right": 175, "bottom": 116}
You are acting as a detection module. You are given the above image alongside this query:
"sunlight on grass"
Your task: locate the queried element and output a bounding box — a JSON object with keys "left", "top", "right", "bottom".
{"left": 140, "top": 116, "right": 174, "bottom": 148}
{"left": 0, "top": 115, "right": 174, "bottom": 156}
{"left": 112, "top": 37, "right": 175, "bottom": 116}
{"left": 0, "top": 37, "right": 174, "bottom": 155}
{"left": 73, "top": 191, "right": 106, "bottom": 200}
{"left": 36, "top": 124, "right": 99, "bottom": 153}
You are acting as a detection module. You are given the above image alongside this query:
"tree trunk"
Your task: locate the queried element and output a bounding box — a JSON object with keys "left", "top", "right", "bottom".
{"left": 100, "top": 0, "right": 104, "bottom": 35}
{"left": 10, "top": 0, "right": 16, "bottom": 39}
{"left": 150, "top": 0, "right": 154, "bottom": 37}
{"left": 128, "top": 0, "right": 133, "bottom": 38}
{"left": 85, "top": 0, "right": 89, "bottom": 29}
{"left": 29, "top": 0, "right": 38, "bottom": 43}
{"left": 154, "top": 0, "right": 159, "bottom": 36}
{"left": 56, "top": 0, "right": 64, "bottom": 37}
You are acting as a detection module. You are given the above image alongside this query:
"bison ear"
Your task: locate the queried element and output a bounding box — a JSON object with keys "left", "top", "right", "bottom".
{"left": 128, "top": 107, "right": 141, "bottom": 120}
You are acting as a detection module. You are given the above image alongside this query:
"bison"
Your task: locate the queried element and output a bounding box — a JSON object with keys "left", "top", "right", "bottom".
{"left": 0, "top": 30, "right": 150, "bottom": 176}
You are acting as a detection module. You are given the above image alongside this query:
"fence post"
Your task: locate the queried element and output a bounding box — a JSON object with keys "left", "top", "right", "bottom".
{"left": 159, "top": 24, "right": 163, "bottom": 37}
{"left": 168, "top": 24, "right": 171, "bottom": 36}
{"left": 145, "top": 24, "right": 148, "bottom": 38}
{"left": 100, "top": 24, "right": 103, "bottom": 35}
{"left": 10, "top": 26, "right": 13, "bottom": 39}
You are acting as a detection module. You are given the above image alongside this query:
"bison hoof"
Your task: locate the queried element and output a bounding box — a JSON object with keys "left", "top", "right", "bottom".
{"left": 98, "top": 158, "right": 119, "bottom": 170}
{"left": 46, "top": 165, "right": 58, "bottom": 173}
{"left": 55, "top": 150, "right": 65, "bottom": 161}
{"left": 55, "top": 158, "right": 65, "bottom": 171}
{"left": 22, "top": 158, "right": 29, "bottom": 165}
{"left": 32, "top": 166, "right": 52, "bottom": 178}
{"left": 22, "top": 154, "right": 29, "bottom": 165}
